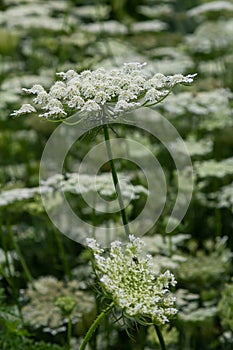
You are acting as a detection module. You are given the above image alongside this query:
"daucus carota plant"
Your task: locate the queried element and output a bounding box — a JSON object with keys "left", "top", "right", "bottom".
{"left": 13, "top": 62, "right": 196, "bottom": 349}
{"left": 12, "top": 62, "right": 196, "bottom": 234}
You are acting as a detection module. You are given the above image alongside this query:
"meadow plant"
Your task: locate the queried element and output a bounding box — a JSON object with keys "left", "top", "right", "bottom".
{"left": 0, "top": 0, "right": 231, "bottom": 348}
{"left": 13, "top": 62, "right": 196, "bottom": 349}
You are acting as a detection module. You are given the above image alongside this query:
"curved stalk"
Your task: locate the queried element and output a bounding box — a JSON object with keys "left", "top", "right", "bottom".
{"left": 80, "top": 302, "right": 114, "bottom": 350}
{"left": 103, "top": 124, "right": 130, "bottom": 237}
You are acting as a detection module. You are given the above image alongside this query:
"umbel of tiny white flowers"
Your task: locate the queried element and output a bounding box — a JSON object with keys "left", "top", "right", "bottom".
{"left": 11, "top": 62, "right": 196, "bottom": 120}
{"left": 86, "top": 235, "right": 177, "bottom": 326}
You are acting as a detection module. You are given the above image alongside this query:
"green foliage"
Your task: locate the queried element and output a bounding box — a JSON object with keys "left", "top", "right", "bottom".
{"left": 218, "top": 280, "right": 233, "bottom": 332}
{"left": 0, "top": 288, "right": 66, "bottom": 350}
{"left": 177, "top": 237, "right": 232, "bottom": 288}
{"left": 0, "top": 0, "right": 232, "bottom": 349}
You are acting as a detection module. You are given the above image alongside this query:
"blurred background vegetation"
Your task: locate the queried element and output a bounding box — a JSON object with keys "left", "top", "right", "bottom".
{"left": 0, "top": 0, "right": 233, "bottom": 349}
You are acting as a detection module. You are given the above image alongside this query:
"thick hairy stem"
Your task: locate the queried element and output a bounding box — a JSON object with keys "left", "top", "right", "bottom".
{"left": 80, "top": 302, "right": 114, "bottom": 350}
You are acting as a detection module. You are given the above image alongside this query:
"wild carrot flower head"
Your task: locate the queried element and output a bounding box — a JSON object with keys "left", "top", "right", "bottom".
{"left": 86, "top": 235, "right": 177, "bottom": 325}
{"left": 12, "top": 62, "right": 196, "bottom": 120}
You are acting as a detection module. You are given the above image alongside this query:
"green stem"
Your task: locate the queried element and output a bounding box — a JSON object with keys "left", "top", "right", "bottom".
{"left": 67, "top": 315, "right": 72, "bottom": 350}
{"left": 168, "top": 235, "right": 173, "bottom": 257}
{"left": 154, "top": 325, "right": 167, "bottom": 350}
{"left": 80, "top": 302, "right": 114, "bottom": 350}
{"left": 53, "top": 227, "right": 71, "bottom": 279}
{"left": 103, "top": 124, "right": 130, "bottom": 237}
{"left": 7, "top": 223, "right": 34, "bottom": 285}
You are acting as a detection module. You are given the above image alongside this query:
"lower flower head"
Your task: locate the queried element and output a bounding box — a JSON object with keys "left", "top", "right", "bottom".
{"left": 87, "top": 235, "right": 177, "bottom": 325}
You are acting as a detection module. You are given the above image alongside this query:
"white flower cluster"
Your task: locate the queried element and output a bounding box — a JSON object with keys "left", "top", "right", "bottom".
{"left": 42, "top": 172, "right": 148, "bottom": 200}
{"left": 188, "top": 1, "right": 233, "bottom": 18}
{"left": 213, "top": 182, "right": 233, "bottom": 212}
{"left": 176, "top": 289, "right": 218, "bottom": 323}
{"left": 194, "top": 157, "right": 233, "bottom": 179}
{"left": 21, "top": 276, "right": 96, "bottom": 334}
{"left": 161, "top": 88, "right": 233, "bottom": 130}
{"left": 186, "top": 20, "right": 233, "bottom": 54}
{"left": 12, "top": 62, "right": 196, "bottom": 119}
{"left": 0, "top": 2, "right": 75, "bottom": 31}
{"left": 86, "top": 234, "right": 177, "bottom": 325}
{"left": 0, "top": 186, "right": 52, "bottom": 207}
{"left": 169, "top": 136, "right": 213, "bottom": 157}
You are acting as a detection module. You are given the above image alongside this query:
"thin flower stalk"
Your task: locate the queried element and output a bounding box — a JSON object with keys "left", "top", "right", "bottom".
{"left": 103, "top": 123, "right": 130, "bottom": 236}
